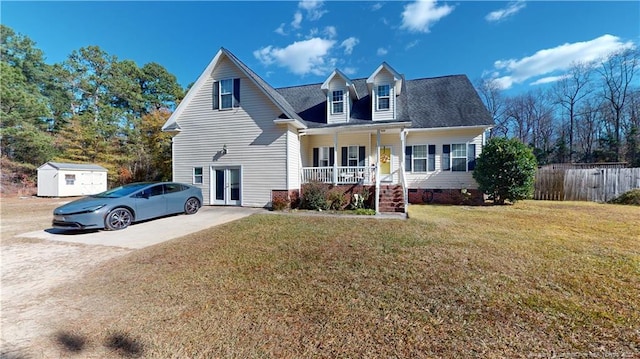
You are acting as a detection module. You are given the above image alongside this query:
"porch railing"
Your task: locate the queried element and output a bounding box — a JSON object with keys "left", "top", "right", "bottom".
{"left": 301, "top": 166, "right": 374, "bottom": 185}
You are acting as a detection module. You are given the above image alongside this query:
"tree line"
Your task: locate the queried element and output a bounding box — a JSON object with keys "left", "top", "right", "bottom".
{"left": 2, "top": 25, "right": 639, "bottom": 190}
{"left": 477, "top": 48, "right": 639, "bottom": 167}
{"left": 1, "top": 25, "right": 184, "bottom": 186}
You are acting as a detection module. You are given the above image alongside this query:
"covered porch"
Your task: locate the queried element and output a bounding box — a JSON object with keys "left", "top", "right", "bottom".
{"left": 298, "top": 122, "right": 411, "bottom": 213}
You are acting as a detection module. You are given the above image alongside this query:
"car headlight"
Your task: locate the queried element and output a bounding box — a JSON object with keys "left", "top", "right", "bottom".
{"left": 84, "top": 204, "right": 107, "bottom": 212}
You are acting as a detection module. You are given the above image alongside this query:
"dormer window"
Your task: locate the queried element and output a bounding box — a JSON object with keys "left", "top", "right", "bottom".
{"left": 332, "top": 90, "right": 344, "bottom": 114}
{"left": 377, "top": 84, "right": 390, "bottom": 110}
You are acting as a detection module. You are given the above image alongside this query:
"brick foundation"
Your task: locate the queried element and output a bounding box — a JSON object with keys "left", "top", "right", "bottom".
{"left": 271, "top": 189, "right": 300, "bottom": 209}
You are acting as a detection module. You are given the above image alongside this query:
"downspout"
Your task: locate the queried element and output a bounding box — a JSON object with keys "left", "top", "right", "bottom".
{"left": 375, "top": 129, "right": 381, "bottom": 214}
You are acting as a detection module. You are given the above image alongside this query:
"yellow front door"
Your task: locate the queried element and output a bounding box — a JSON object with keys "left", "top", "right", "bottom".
{"left": 380, "top": 147, "right": 391, "bottom": 177}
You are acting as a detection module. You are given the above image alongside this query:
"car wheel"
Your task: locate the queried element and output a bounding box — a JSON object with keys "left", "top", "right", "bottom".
{"left": 184, "top": 197, "right": 200, "bottom": 214}
{"left": 105, "top": 208, "right": 132, "bottom": 230}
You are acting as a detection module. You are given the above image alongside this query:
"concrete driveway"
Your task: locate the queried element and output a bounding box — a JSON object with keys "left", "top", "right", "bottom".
{"left": 18, "top": 206, "right": 259, "bottom": 249}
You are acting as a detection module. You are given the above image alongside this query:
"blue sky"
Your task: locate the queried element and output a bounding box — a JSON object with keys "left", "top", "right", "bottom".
{"left": 2, "top": 1, "right": 639, "bottom": 94}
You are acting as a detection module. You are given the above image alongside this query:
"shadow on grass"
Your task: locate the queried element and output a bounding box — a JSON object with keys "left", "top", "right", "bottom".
{"left": 105, "top": 332, "right": 144, "bottom": 358}
{"left": 52, "top": 330, "right": 144, "bottom": 358}
{"left": 55, "top": 331, "right": 87, "bottom": 352}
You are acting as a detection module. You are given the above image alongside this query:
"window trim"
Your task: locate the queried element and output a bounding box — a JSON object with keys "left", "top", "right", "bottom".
{"left": 219, "top": 79, "right": 233, "bottom": 110}
{"left": 331, "top": 90, "right": 344, "bottom": 114}
{"left": 376, "top": 84, "right": 390, "bottom": 111}
{"left": 193, "top": 167, "right": 203, "bottom": 184}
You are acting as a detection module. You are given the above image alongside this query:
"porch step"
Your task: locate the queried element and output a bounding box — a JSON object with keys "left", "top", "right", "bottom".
{"left": 378, "top": 185, "right": 405, "bottom": 213}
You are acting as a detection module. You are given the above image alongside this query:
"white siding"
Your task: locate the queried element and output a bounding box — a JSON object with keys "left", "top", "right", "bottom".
{"left": 371, "top": 70, "right": 395, "bottom": 121}
{"left": 171, "top": 56, "right": 288, "bottom": 207}
{"left": 287, "top": 129, "right": 300, "bottom": 190}
{"left": 37, "top": 165, "right": 58, "bottom": 196}
{"left": 404, "top": 128, "right": 484, "bottom": 190}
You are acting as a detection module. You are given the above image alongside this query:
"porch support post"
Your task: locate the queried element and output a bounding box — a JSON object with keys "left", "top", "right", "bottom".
{"left": 375, "top": 129, "right": 381, "bottom": 214}
{"left": 333, "top": 132, "right": 338, "bottom": 185}
{"left": 400, "top": 130, "right": 408, "bottom": 213}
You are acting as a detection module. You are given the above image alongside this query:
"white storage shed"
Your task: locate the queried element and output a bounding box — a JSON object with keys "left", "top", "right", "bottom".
{"left": 37, "top": 162, "right": 108, "bottom": 197}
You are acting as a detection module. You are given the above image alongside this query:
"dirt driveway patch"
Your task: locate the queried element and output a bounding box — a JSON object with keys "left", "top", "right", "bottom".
{"left": 0, "top": 196, "right": 257, "bottom": 357}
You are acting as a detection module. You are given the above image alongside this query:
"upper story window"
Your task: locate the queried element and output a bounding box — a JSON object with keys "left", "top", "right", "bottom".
{"left": 214, "top": 78, "right": 240, "bottom": 110}
{"left": 332, "top": 90, "right": 344, "bottom": 114}
{"left": 377, "top": 84, "right": 390, "bottom": 110}
{"left": 220, "top": 79, "right": 233, "bottom": 109}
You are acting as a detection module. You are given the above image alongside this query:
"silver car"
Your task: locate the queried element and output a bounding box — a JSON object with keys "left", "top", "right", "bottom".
{"left": 52, "top": 182, "right": 203, "bottom": 231}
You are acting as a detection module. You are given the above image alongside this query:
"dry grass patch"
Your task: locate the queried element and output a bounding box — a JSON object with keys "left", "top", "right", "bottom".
{"left": 43, "top": 201, "right": 639, "bottom": 358}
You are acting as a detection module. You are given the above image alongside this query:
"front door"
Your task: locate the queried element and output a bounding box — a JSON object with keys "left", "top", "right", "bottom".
{"left": 379, "top": 146, "right": 393, "bottom": 182}
{"left": 211, "top": 167, "right": 241, "bottom": 205}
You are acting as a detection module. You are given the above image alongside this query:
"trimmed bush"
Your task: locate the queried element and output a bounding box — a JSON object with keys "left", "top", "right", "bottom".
{"left": 608, "top": 189, "right": 640, "bottom": 206}
{"left": 300, "top": 181, "right": 329, "bottom": 210}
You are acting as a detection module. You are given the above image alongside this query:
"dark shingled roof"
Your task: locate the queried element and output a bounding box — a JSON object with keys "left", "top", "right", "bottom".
{"left": 275, "top": 74, "right": 493, "bottom": 129}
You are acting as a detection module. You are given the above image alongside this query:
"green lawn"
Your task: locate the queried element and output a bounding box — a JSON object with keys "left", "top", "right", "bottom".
{"left": 46, "top": 201, "right": 640, "bottom": 358}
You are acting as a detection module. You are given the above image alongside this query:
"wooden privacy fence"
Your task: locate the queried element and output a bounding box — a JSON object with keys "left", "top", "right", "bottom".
{"left": 535, "top": 167, "right": 640, "bottom": 202}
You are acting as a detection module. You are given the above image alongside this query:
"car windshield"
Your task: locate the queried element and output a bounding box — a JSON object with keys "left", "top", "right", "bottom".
{"left": 92, "top": 183, "right": 152, "bottom": 198}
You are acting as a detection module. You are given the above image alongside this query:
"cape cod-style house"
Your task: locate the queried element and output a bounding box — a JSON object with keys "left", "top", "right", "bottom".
{"left": 162, "top": 48, "right": 493, "bottom": 213}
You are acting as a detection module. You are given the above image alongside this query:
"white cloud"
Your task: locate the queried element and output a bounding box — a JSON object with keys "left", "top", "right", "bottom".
{"left": 341, "top": 37, "right": 359, "bottom": 55}
{"left": 491, "top": 34, "right": 635, "bottom": 89}
{"left": 274, "top": 23, "right": 287, "bottom": 36}
{"left": 372, "top": 3, "right": 383, "bottom": 11}
{"left": 291, "top": 11, "right": 303, "bottom": 29}
{"left": 530, "top": 75, "right": 570, "bottom": 86}
{"left": 324, "top": 26, "right": 337, "bottom": 39}
{"left": 377, "top": 47, "right": 388, "bottom": 56}
{"left": 299, "top": 0, "right": 327, "bottom": 21}
{"left": 254, "top": 38, "right": 337, "bottom": 76}
{"left": 343, "top": 67, "right": 358, "bottom": 75}
{"left": 400, "top": 0, "right": 454, "bottom": 33}
{"left": 405, "top": 40, "right": 420, "bottom": 50}
{"left": 485, "top": 1, "right": 526, "bottom": 22}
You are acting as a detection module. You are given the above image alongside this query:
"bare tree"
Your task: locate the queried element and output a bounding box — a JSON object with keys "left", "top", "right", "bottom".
{"left": 597, "top": 48, "right": 639, "bottom": 161}
{"left": 553, "top": 62, "right": 593, "bottom": 162}
{"left": 476, "top": 77, "right": 507, "bottom": 137}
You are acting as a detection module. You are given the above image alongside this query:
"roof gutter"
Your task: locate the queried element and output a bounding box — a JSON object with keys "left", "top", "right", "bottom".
{"left": 404, "top": 124, "right": 493, "bottom": 133}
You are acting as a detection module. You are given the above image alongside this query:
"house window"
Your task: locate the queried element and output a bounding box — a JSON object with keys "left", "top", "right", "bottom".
{"left": 313, "top": 147, "right": 334, "bottom": 167}
{"left": 405, "top": 145, "right": 435, "bottom": 172}
{"left": 347, "top": 146, "right": 358, "bottom": 166}
{"left": 412, "top": 145, "right": 427, "bottom": 172}
{"left": 214, "top": 78, "right": 240, "bottom": 110}
{"left": 341, "top": 146, "right": 366, "bottom": 167}
{"left": 193, "top": 167, "right": 203, "bottom": 184}
{"left": 451, "top": 144, "right": 467, "bottom": 172}
{"left": 219, "top": 79, "right": 233, "bottom": 109}
{"left": 332, "top": 90, "right": 344, "bottom": 114}
{"left": 377, "top": 84, "right": 390, "bottom": 110}
{"left": 65, "top": 174, "right": 76, "bottom": 185}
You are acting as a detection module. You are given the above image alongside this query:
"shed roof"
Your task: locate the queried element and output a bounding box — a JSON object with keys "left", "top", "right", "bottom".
{"left": 39, "top": 162, "right": 108, "bottom": 171}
